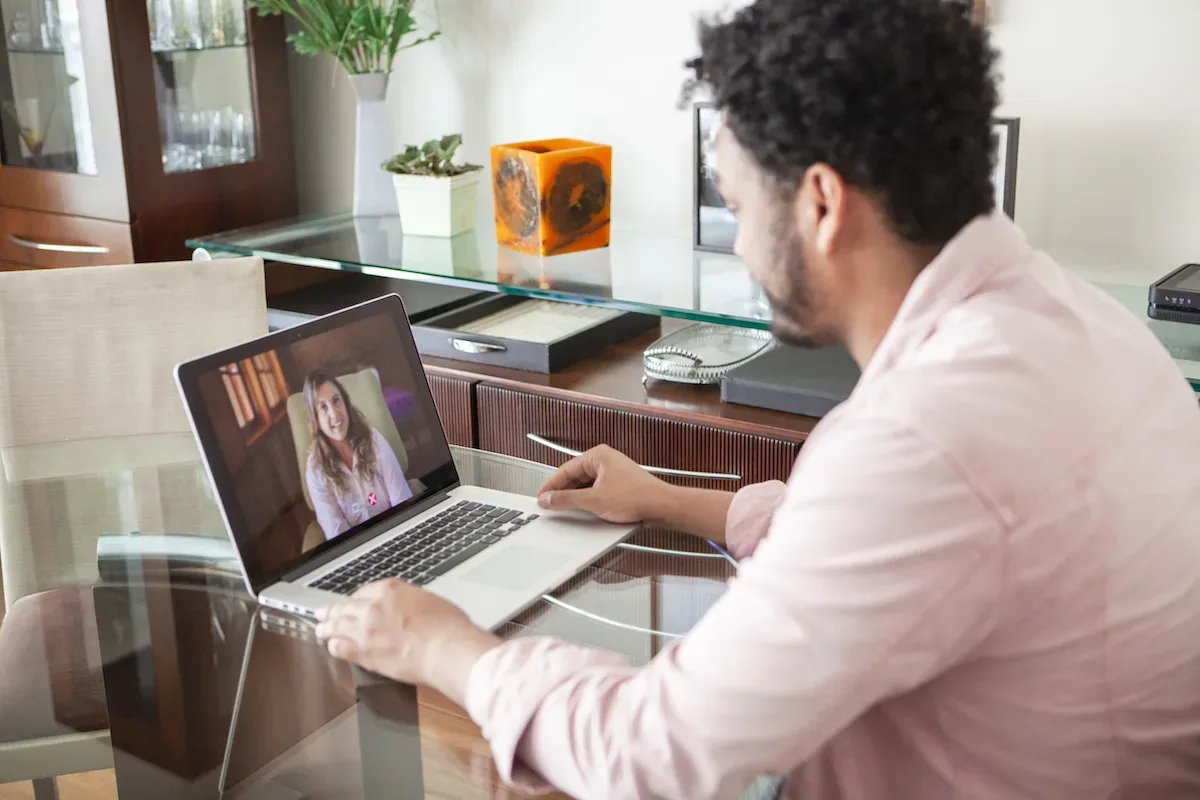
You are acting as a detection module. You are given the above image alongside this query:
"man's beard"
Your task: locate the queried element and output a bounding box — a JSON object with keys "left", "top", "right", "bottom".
{"left": 762, "top": 213, "right": 833, "bottom": 349}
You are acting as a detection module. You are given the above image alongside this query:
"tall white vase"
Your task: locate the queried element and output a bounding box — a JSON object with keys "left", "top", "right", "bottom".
{"left": 347, "top": 73, "right": 399, "bottom": 217}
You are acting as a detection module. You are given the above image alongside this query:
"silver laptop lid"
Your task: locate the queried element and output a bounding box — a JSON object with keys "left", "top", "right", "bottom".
{"left": 175, "top": 294, "right": 459, "bottom": 598}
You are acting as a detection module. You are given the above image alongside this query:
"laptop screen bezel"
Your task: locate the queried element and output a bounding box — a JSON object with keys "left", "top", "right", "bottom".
{"left": 176, "top": 294, "right": 460, "bottom": 597}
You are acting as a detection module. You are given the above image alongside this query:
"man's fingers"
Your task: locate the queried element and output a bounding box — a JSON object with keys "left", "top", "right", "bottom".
{"left": 315, "top": 610, "right": 365, "bottom": 643}
{"left": 326, "top": 636, "right": 359, "bottom": 661}
{"left": 537, "top": 452, "right": 601, "bottom": 495}
{"left": 316, "top": 594, "right": 375, "bottom": 624}
{"left": 537, "top": 487, "right": 595, "bottom": 513}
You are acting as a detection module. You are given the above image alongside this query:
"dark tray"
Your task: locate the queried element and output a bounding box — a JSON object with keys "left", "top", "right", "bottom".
{"left": 412, "top": 295, "right": 660, "bottom": 373}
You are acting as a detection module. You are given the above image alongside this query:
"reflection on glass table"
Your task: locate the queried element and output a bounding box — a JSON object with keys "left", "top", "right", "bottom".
{"left": 1, "top": 0, "right": 97, "bottom": 173}
{"left": 0, "top": 434, "right": 735, "bottom": 799}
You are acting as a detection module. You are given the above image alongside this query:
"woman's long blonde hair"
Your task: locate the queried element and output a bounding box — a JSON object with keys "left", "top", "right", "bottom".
{"left": 303, "top": 370, "right": 379, "bottom": 491}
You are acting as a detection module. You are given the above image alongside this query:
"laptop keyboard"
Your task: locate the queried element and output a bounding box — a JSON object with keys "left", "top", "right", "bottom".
{"left": 310, "top": 501, "right": 540, "bottom": 595}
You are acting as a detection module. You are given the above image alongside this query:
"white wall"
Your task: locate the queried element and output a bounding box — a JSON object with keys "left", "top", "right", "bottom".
{"left": 287, "top": 0, "right": 1200, "bottom": 282}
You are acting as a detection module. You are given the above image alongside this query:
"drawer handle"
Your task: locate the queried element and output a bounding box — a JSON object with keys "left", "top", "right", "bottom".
{"left": 526, "top": 433, "right": 741, "bottom": 481}
{"left": 452, "top": 338, "right": 506, "bottom": 355}
{"left": 10, "top": 234, "right": 110, "bottom": 255}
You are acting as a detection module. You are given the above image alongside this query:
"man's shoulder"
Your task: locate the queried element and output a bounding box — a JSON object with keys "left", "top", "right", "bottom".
{"left": 844, "top": 272, "right": 1197, "bottom": 522}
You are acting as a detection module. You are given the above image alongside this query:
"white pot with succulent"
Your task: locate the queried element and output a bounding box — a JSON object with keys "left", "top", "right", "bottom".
{"left": 383, "top": 134, "right": 482, "bottom": 237}
{"left": 247, "top": 0, "right": 439, "bottom": 217}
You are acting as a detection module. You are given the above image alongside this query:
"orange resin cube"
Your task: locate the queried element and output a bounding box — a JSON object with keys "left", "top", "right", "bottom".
{"left": 490, "top": 138, "right": 612, "bottom": 257}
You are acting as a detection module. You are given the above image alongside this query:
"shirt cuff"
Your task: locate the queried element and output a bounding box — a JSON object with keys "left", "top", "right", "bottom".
{"left": 724, "top": 480, "right": 788, "bottom": 560}
{"left": 465, "top": 636, "right": 629, "bottom": 792}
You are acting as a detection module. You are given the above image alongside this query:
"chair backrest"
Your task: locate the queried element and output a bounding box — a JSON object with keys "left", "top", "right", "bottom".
{"left": 286, "top": 368, "right": 409, "bottom": 511}
{"left": 0, "top": 258, "right": 267, "bottom": 609}
{"left": 0, "top": 258, "right": 268, "bottom": 447}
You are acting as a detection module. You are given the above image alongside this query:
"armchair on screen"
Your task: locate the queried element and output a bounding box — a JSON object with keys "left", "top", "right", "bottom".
{"left": 0, "top": 258, "right": 267, "bottom": 798}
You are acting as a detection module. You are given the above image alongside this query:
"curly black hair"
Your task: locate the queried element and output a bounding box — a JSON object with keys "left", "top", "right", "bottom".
{"left": 685, "top": 0, "right": 1000, "bottom": 245}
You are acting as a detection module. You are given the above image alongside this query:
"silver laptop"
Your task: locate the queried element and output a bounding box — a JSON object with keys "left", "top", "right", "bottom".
{"left": 175, "top": 294, "right": 633, "bottom": 631}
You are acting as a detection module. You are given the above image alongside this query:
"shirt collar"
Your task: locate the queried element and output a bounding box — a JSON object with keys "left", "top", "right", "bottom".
{"left": 856, "top": 211, "right": 1033, "bottom": 386}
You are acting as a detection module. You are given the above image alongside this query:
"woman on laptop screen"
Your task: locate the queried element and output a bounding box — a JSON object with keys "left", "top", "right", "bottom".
{"left": 304, "top": 369, "right": 413, "bottom": 540}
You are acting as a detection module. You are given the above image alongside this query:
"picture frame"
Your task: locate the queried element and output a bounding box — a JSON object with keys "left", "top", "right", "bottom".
{"left": 993, "top": 117, "right": 1020, "bottom": 218}
{"left": 692, "top": 101, "right": 738, "bottom": 254}
{"left": 691, "top": 104, "right": 1021, "bottom": 253}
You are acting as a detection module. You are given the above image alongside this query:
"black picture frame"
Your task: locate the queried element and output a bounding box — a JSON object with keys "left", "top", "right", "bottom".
{"left": 993, "top": 117, "right": 1020, "bottom": 218}
{"left": 692, "top": 101, "right": 738, "bottom": 254}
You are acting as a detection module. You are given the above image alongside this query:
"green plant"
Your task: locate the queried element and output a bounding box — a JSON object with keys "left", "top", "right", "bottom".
{"left": 247, "top": 0, "right": 439, "bottom": 75}
{"left": 382, "top": 134, "right": 482, "bottom": 177}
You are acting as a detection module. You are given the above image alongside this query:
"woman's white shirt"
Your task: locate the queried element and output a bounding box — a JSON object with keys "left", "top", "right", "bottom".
{"left": 306, "top": 426, "right": 413, "bottom": 540}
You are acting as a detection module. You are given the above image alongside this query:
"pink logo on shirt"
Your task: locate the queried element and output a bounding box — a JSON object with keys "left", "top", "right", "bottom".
{"left": 367, "top": 493, "right": 378, "bottom": 507}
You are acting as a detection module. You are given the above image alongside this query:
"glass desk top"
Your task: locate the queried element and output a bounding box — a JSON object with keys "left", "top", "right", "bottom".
{"left": 189, "top": 215, "right": 1200, "bottom": 392}
{"left": 0, "top": 436, "right": 733, "bottom": 799}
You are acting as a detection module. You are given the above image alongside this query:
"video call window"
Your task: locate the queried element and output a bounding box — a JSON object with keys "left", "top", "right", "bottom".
{"left": 198, "top": 312, "right": 452, "bottom": 581}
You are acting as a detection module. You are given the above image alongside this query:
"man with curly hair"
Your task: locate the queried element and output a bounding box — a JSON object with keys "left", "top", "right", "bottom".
{"left": 314, "top": 1, "right": 1200, "bottom": 797}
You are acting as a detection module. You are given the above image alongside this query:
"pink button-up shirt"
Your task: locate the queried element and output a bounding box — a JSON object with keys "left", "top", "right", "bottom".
{"left": 465, "top": 214, "right": 1200, "bottom": 799}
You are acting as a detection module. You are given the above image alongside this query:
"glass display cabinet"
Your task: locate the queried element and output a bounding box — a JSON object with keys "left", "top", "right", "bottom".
{"left": 0, "top": 0, "right": 295, "bottom": 269}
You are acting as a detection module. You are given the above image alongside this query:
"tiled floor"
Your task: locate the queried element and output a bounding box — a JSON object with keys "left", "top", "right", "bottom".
{"left": 0, "top": 772, "right": 117, "bottom": 800}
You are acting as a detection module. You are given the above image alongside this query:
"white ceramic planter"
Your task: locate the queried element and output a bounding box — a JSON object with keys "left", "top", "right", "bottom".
{"left": 392, "top": 170, "right": 481, "bottom": 238}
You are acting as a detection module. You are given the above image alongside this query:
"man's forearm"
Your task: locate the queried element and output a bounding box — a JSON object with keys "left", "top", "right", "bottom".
{"left": 649, "top": 485, "right": 736, "bottom": 542}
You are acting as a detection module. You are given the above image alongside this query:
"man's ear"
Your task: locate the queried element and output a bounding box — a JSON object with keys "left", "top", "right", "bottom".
{"left": 796, "top": 163, "right": 846, "bottom": 257}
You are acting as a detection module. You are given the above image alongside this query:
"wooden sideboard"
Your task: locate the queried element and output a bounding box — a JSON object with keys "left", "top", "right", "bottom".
{"left": 0, "top": 4, "right": 296, "bottom": 267}
{"left": 420, "top": 325, "right": 818, "bottom": 489}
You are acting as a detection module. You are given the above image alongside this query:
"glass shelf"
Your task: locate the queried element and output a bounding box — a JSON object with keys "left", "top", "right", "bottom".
{"left": 151, "top": 42, "right": 247, "bottom": 55}
{"left": 5, "top": 46, "right": 63, "bottom": 54}
{"left": 190, "top": 214, "right": 773, "bottom": 329}
{"left": 188, "top": 215, "right": 1200, "bottom": 391}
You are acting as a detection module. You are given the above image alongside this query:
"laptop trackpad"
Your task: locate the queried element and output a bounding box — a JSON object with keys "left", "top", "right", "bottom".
{"left": 459, "top": 546, "right": 571, "bottom": 591}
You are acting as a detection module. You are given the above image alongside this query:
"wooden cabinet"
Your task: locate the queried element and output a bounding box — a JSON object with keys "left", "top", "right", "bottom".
{"left": 427, "top": 373, "right": 476, "bottom": 448}
{"left": 0, "top": 206, "right": 135, "bottom": 267}
{"left": 475, "top": 383, "right": 802, "bottom": 490}
{"left": 0, "top": 0, "right": 296, "bottom": 268}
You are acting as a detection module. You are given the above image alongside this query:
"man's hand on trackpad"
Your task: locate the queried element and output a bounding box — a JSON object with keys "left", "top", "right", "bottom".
{"left": 536, "top": 445, "right": 666, "bottom": 524}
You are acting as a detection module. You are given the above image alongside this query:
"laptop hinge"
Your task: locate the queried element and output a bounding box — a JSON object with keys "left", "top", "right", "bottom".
{"left": 273, "top": 487, "right": 458, "bottom": 587}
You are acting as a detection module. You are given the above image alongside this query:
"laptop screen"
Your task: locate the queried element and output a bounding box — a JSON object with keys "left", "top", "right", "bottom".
{"left": 181, "top": 296, "right": 457, "bottom": 593}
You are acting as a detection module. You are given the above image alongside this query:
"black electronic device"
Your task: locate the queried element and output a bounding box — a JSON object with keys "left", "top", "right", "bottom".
{"left": 1149, "top": 263, "right": 1200, "bottom": 324}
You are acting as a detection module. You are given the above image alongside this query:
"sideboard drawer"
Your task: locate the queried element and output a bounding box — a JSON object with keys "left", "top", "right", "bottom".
{"left": 427, "top": 372, "right": 475, "bottom": 447}
{"left": 476, "top": 384, "right": 801, "bottom": 489}
{"left": 0, "top": 206, "right": 134, "bottom": 268}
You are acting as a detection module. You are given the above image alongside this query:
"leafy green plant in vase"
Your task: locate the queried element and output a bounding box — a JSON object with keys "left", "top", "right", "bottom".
{"left": 246, "top": 0, "right": 439, "bottom": 217}
{"left": 383, "top": 134, "right": 482, "bottom": 237}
